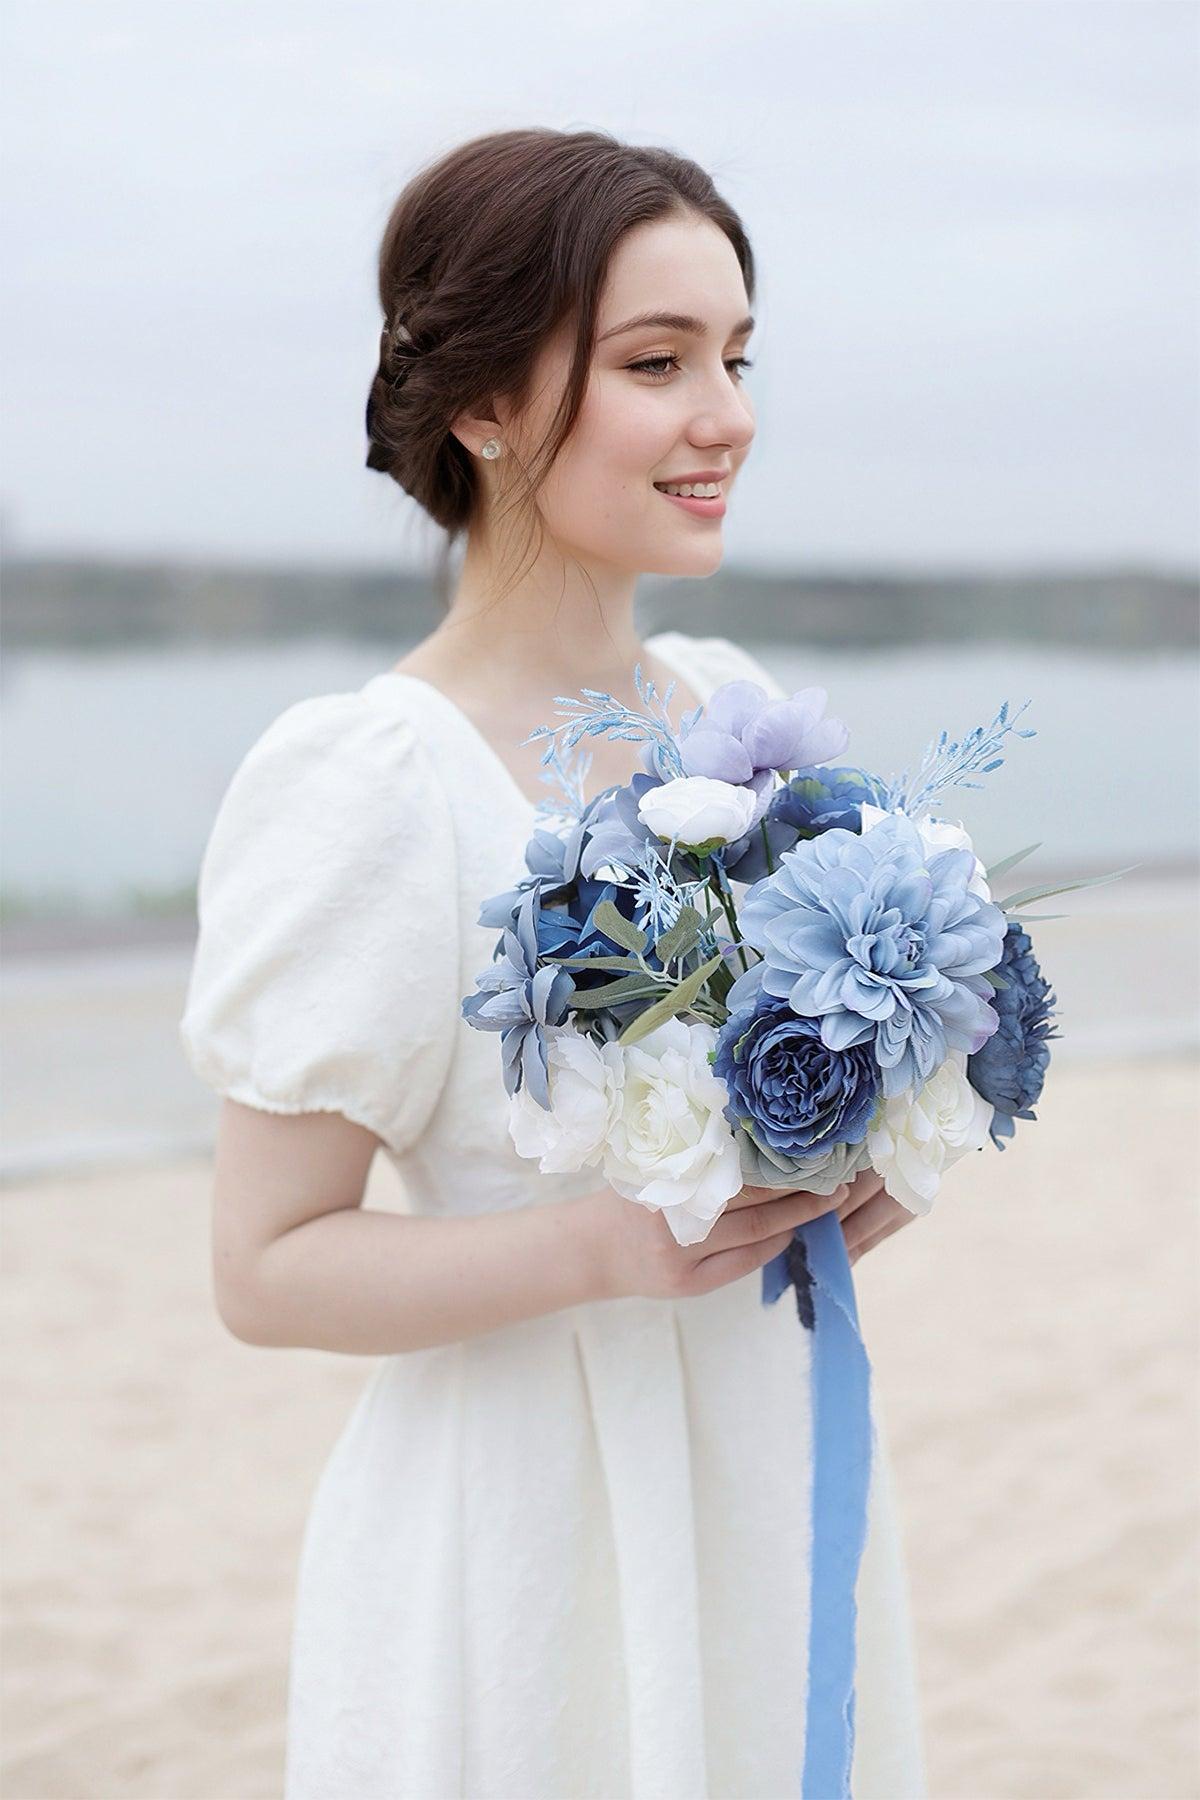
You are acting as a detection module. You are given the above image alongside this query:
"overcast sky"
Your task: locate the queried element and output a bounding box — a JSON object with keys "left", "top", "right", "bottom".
{"left": 2, "top": 0, "right": 1196, "bottom": 573}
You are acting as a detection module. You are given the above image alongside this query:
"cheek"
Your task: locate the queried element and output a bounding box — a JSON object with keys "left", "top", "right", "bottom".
{"left": 576, "top": 377, "right": 678, "bottom": 481}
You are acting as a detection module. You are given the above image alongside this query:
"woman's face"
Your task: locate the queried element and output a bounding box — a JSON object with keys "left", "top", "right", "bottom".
{"left": 499, "top": 214, "right": 757, "bottom": 579}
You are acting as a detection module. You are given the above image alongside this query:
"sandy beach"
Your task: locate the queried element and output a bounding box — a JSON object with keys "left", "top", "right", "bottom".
{"left": 0, "top": 1048, "right": 1194, "bottom": 1799}
{"left": 2, "top": 867, "right": 1199, "bottom": 1798}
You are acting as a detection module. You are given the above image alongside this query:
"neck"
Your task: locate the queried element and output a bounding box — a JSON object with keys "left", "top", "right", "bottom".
{"left": 432, "top": 524, "right": 649, "bottom": 697}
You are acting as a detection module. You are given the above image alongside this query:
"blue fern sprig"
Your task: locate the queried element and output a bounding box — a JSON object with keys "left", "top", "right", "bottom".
{"left": 878, "top": 699, "right": 1037, "bottom": 815}
{"left": 521, "top": 663, "right": 701, "bottom": 794}
{"left": 623, "top": 836, "right": 718, "bottom": 948}
{"left": 529, "top": 732, "right": 593, "bottom": 823}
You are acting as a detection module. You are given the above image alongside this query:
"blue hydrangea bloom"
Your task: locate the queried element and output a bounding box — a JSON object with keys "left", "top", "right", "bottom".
{"left": 967, "top": 921, "right": 1061, "bottom": 1149}
{"left": 713, "top": 997, "right": 879, "bottom": 1176}
{"left": 460, "top": 883, "right": 574, "bottom": 1107}
{"left": 732, "top": 809, "right": 1008, "bottom": 1099}
{"left": 723, "top": 764, "right": 888, "bottom": 884}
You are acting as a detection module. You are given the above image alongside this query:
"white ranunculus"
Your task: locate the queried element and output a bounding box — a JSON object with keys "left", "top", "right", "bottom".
{"left": 859, "top": 801, "right": 992, "bottom": 901}
{"left": 598, "top": 1016, "right": 744, "bottom": 1247}
{"left": 507, "top": 1023, "right": 622, "bottom": 1175}
{"left": 638, "top": 775, "right": 760, "bottom": 850}
{"left": 865, "top": 1048, "right": 994, "bottom": 1215}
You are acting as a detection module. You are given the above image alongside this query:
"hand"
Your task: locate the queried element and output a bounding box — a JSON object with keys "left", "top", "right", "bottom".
{"left": 836, "top": 1166, "right": 917, "bottom": 1265}
{"left": 583, "top": 1176, "right": 852, "bottom": 1303}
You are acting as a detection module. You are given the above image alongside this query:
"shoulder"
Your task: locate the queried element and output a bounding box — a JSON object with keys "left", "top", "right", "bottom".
{"left": 208, "top": 680, "right": 444, "bottom": 840}
{"left": 180, "top": 680, "right": 460, "bottom": 1155}
{"left": 647, "top": 629, "right": 788, "bottom": 702}
{"left": 220, "top": 681, "right": 435, "bottom": 816}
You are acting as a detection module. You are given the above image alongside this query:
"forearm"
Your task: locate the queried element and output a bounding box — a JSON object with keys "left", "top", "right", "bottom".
{"left": 233, "top": 1193, "right": 608, "bottom": 1354}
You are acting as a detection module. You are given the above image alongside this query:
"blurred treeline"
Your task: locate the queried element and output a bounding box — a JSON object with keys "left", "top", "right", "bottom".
{"left": 4, "top": 557, "right": 1197, "bottom": 651}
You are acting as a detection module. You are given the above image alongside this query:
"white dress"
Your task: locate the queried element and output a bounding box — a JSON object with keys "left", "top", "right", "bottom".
{"left": 179, "top": 629, "right": 928, "bottom": 1800}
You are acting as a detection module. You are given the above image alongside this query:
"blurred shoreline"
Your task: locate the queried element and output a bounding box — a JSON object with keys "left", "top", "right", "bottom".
{"left": 1, "top": 865, "right": 1196, "bottom": 1184}
{"left": 3, "top": 851, "right": 1194, "bottom": 960}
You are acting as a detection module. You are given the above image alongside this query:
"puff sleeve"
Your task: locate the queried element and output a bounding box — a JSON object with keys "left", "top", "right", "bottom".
{"left": 178, "top": 689, "right": 460, "bottom": 1157}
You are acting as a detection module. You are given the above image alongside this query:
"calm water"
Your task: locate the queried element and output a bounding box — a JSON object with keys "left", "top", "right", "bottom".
{"left": 1, "top": 637, "right": 1196, "bottom": 913}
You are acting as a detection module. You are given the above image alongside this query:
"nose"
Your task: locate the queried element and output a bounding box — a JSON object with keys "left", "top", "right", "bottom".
{"left": 691, "top": 376, "right": 754, "bottom": 456}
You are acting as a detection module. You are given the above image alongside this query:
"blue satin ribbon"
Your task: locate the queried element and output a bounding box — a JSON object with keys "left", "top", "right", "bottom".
{"left": 762, "top": 1210, "right": 873, "bottom": 1799}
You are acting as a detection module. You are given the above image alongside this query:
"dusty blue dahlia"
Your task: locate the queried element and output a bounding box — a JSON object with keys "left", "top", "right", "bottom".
{"left": 713, "top": 997, "right": 879, "bottom": 1187}
{"left": 461, "top": 884, "right": 573, "bottom": 1106}
{"left": 728, "top": 809, "right": 1008, "bottom": 1099}
{"left": 967, "top": 921, "right": 1061, "bottom": 1149}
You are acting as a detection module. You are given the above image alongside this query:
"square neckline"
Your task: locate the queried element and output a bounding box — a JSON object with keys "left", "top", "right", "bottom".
{"left": 362, "top": 630, "right": 714, "bottom": 817}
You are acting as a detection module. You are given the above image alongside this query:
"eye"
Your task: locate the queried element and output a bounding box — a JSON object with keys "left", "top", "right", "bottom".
{"left": 628, "top": 353, "right": 754, "bottom": 383}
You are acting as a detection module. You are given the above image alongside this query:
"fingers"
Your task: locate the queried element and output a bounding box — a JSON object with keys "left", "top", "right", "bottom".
{"left": 846, "top": 1206, "right": 916, "bottom": 1265}
{"left": 841, "top": 1190, "right": 900, "bottom": 1248}
{"left": 699, "top": 1182, "right": 848, "bottom": 1265}
{"left": 686, "top": 1223, "right": 798, "bottom": 1296}
{"left": 837, "top": 1169, "right": 886, "bottom": 1218}
{"left": 737, "top": 1179, "right": 850, "bottom": 1216}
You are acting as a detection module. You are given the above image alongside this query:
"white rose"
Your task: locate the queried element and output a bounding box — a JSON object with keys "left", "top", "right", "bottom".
{"left": 599, "top": 1016, "right": 744, "bottom": 1247}
{"left": 859, "top": 801, "right": 992, "bottom": 901}
{"left": 507, "top": 1023, "right": 621, "bottom": 1174}
{"left": 865, "top": 1048, "right": 994, "bottom": 1215}
{"left": 638, "top": 775, "right": 760, "bottom": 850}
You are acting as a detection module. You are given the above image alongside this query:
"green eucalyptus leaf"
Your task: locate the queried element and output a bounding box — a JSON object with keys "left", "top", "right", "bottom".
{"left": 545, "top": 951, "right": 645, "bottom": 971}
{"left": 984, "top": 842, "right": 1042, "bottom": 882}
{"left": 997, "top": 863, "right": 1141, "bottom": 910}
{"left": 593, "top": 899, "right": 647, "bottom": 953}
{"left": 652, "top": 905, "right": 703, "bottom": 964}
{"left": 569, "top": 974, "right": 664, "bottom": 1010}
{"left": 616, "top": 952, "right": 725, "bottom": 1046}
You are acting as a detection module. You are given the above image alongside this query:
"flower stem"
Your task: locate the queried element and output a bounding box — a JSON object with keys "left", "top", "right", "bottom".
{"left": 708, "top": 862, "right": 749, "bottom": 973}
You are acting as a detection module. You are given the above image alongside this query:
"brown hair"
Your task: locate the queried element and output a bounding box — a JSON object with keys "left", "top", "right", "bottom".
{"left": 364, "top": 126, "right": 755, "bottom": 607}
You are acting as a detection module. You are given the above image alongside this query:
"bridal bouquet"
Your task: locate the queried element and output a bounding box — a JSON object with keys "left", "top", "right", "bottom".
{"left": 460, "top": 656, "right": 1127, "bottom": 1795}
{"left": 462, "top": 662, "right": 1118, "bottom": 1259}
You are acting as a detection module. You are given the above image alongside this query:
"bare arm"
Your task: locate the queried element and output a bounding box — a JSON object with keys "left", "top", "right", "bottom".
{"left": 211, "top": 1099, "right": 606, "bottom": 1353}
{"left": 211, "top": 1098, "right": 850, "bottom": 1356}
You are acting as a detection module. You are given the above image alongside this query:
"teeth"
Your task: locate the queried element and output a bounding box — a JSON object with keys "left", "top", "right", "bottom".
{"left": 655, "top": 481, "right": 721, "bottom": 498}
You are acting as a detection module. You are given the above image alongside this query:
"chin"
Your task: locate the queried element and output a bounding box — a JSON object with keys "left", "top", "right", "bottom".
{"left": 643, "top": 539, "right": 726, "bottom": 579}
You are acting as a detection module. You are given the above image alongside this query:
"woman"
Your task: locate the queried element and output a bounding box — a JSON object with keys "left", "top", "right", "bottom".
{"left": 180, "top": 126, "right": 927, "bottom": 1799}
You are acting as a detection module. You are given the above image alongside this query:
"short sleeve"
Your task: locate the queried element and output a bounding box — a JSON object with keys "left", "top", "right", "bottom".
{"left": 178, "top": 688, "right": 460, "bottom": 1157}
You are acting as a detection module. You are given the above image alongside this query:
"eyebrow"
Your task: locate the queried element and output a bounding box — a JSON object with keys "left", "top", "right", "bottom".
{"left": 597, "top": 310, "right": 756, "bottom": 344}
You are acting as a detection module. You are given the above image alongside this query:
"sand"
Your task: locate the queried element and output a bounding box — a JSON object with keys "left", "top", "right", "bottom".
{"left": 1, "top": 1055, "right": 1197, "bottom": 1799}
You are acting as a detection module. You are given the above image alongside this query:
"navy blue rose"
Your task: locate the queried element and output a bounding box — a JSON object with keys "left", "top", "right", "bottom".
{"left": 967, "top": 921, "right": 1061, "bottom": 1149}
{"left": 713, "top": 996, "right": 879, "bottom": 1185}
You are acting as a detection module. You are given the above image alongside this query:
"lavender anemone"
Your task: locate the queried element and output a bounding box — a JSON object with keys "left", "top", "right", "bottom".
{"left": 679, "top": 679, "right": 850, "bottom": 783}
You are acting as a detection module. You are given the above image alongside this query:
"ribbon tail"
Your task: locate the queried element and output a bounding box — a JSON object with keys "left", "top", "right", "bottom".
{"left": 762, "top": 1214, "right": 874, "bottom": 1799}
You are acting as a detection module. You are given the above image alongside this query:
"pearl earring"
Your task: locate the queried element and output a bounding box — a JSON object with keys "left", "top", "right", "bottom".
{"left": 480, "top": 437, "right": 503, "bottom": 459}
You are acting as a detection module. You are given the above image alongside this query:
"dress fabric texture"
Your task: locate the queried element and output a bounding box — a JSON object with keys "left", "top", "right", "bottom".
{"left": 179, "top": 630, "right": 929, "bottom": 1800}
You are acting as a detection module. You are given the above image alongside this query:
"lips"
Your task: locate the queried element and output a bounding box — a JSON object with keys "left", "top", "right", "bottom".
{"left": 653, "top": 469, "right": 731, "bottom": 486}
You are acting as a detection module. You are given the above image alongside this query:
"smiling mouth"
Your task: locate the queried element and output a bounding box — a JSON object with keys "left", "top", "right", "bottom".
{"left": 652, "top": 480, "right": 724, "bottom": 497}
{"left": 652, "top": 481, "right": 727, "bottom": 517}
